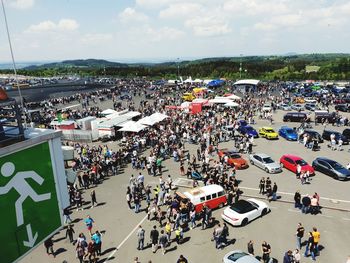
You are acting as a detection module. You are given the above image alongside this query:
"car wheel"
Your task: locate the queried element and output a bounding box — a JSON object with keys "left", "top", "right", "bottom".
{"left": 280, "top": 162, "right": 284, "bottom": 168}
{"left": 250, "top": 160, "right": 254, "bottom": 165}
{"left": 265, "top": 168, "right": 270, "bottom": 173}
{"left": 287, "top": 119, "right": 291, "bottom": 122}
{"left": 261, "top": 208, "right": 268, "bottom": 216}
{"left": 241, "top": 218, "right": 248, "bottom": 226}
{"left": 218, "top": 203, "right": 224, "bottom": 208}
{"left": 333, "top": 174, "right": 339, "bottom": 180}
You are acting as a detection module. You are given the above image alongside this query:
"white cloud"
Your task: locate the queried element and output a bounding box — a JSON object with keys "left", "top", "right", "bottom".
{"left": 119, "top": 7, "right": 149, "bottom": 23}
{"left": 9, "top": 0, "right": 34, "bottom": 9}
{"left": 81, "top": 33, "right": 113, "bottom": 44}
{"left": 143, "top": 25, "right": 185, "bottom": 42}
{"left": 159, "top": 2, "right": 203, "bottom": 18}
{"left": 185, "top": 16, "right": 231, "bottom": 36}
{"left": 26, "top": 19, "right": 79, "bottom": 32}
{"left": 136, "top": 0, "right": 179, "bottom": 9}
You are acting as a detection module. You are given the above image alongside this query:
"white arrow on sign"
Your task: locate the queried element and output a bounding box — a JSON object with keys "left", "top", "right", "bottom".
{"left": 23, "top": 224, "right": 38, "bottom": 248}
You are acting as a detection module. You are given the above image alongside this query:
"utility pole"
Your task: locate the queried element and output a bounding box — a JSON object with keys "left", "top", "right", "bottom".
{"left": 177, "top": 58, "right": 180, "bottom": 79}
{"left": 239, "top": 54, "right": 243, "bottom": 79}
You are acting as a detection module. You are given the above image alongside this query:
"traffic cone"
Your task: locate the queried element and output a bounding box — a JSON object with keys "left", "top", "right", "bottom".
{"left": 0, "top": 88, "right": 8, "bottom": 101}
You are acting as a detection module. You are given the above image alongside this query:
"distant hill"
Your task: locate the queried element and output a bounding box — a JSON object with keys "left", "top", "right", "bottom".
{"left": 24, "top": 59, "right": 129, "bottom": 70}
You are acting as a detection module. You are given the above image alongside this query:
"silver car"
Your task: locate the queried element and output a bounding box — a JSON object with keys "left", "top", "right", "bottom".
{"left": 249, "top": 153, "right": 282, "bottom": 173}
{"left": 223, "top": 250, "right": 260, "bottom": 263}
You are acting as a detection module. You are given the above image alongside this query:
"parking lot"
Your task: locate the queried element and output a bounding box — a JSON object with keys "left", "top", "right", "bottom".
{"left": 20, "top": 106, "right": 350, "bottom": 263}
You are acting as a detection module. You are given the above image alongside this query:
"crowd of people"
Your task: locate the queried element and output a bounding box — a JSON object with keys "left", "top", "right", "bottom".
{"left": 25, "top": 78, "right": 350, "bottom": 263}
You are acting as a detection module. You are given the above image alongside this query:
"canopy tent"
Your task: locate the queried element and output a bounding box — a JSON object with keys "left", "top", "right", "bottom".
{"left": 119, "top": 121, "right": 147, "bottom": 132}
{"left": 137, "top": 116, "right": 156, "bottom": 126}
{"left": 224, "top": 101, "right": 239, "bottom": 107}
{"left": 193, "top": 79, "right": 203, "bottom": 83}
{"left": 233, "top": 79, "right": 260, "bottom": 86}
{"left": 184, "top": 77, "right": 193, "bottom": 83}
{"left": 207, "top": 79, "right": 225, "bottom": 87}
{"left": 208, "top": 98, "right": 232, "bottom": 104}
{"left": 224, "top": 94, "right": 241, "bottom": 100}
{"left": 311, "top": 85, "right": 321, "bottom": 90}
{"left": 192, "top": 98, "right": 209, "bottom": 105}
{"left": 101, "top": 109, "right": 117, "bottom": 116}
{"left": 149, "top": 112, "right": 169, "bottom": 122}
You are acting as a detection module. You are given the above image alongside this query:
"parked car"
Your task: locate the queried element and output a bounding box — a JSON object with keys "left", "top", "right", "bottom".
{"left": 278, "top": 103, "right": 291, "bottom": 111}
{"left": 335, "top": 104, "right": 350, "bottom": 112}
{"left": 223, "top": 251, "right": 260, "bottom": 263}
{"left": 238, "top": 125, "right": 259, "bottom": 138}
{"left": 312, "top": 157, "right": 350, "bottom": 181}
{"left": 182, "top": 92, "right": 195, "bottom": 101}
{"left": 305, "top": 103, "right": 319, "bottom": 111}
{"left": 237, "top": 119, "right": 248, "bottom": 127}
{"left": 249, "top": 153, "right": 282, "bottom": 173}
{"left": 262, "top": 103, "right": 272, "bottom": 112}
{"left": 119, "top": 94, "right": 132, "bottom": 100}
{"left": 258, "top": 127, "right": 278, "bottom": 140}
{"left": 283, "top": 112, "right": 308, "bottom": 122}
{"left": 218, "top": 149, "right": 249, "bottom": 169}
{"left": 221, "top": 198, "right": 270, "bottom": 226}
{"left": 342, "top": 128, "right": 350, "bottom": 140}
{"left": 322, "top": 130, "right": 349, "bottom": 144}
{"left": 278, "top": 126, "right": 298, "bottom": 141}
{"left": 314, "top": 111, "right": 337, "bottom": 124}
{"left": 280, "top": 154, "right": 315, "bottom": 175}
{"left": 291, "top": 104, "right": 305, "bottom": 111}
{"left": 299, "top": 129, "right": 323, "bottom": 143}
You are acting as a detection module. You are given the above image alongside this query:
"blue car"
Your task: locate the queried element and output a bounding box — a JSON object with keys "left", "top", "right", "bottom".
{"left": 278, "top": 126, "right": 298, "bottom": 141}
{"left": 238, "top": 125, "right": 259, "bottom": 138}
{"left": 237, "top": 120, "right": 248, "bottom": 127}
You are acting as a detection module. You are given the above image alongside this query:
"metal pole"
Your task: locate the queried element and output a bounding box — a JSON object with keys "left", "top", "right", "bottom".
{"left": 1, "top": 0, "right": 26, "bottom": 129}
{"left": 177, "top": 58, "right": 180, "bottom": 79}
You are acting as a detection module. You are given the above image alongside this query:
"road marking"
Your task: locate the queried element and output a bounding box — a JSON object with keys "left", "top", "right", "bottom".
{"left": 319, "top": 214, "right": 333, "bottom": 218}
{"left": 105, "top": 214, "right": 148, "bottom": 262}
{"left": 239, "top": 186, "right": 350, "bottom": 204}
{"left": 269, "top": 206, "right": 278, "bottom": 209}
{"left": 342, "top": 218, "right": 350, "bottom": 221}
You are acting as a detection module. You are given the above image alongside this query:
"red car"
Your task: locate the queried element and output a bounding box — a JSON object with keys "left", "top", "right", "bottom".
{"left": 280, "top": 154, "right": 315, "bottom": 175}
{"left": 218, "top": 149, "right": 249, "bottom": 169}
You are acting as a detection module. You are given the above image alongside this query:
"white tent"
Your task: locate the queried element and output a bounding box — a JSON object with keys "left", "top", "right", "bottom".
{"left": 184, "top": 77, "right": 193, "bottom": 83}
{"left": 233, "top": 79, "right": 260, "bottom": 86}
{"left": 193, "top": 79, "right": 203, "bottom": 83}
{"left": 137, "top": 116, "right": 158, "bottom": 126}
{"left": 225, "top": 94, "right": 241, "bottom": 100}
{"left": 224, "top": 101, "right": 239, "bottom": 107}
{"left": 208, "top": 98, "right": 232, "bottom": 104}
{"left": 119, "top": 121, "right": 147, "bottom": 132}
{"left": 150, "top": 112, "right": 169, "bottom": 122}
{"left": 181, "top": 102, "right": 191, "bottom": 109}
{"left": 101, "top": 109, "right": 116, "bottom": 116}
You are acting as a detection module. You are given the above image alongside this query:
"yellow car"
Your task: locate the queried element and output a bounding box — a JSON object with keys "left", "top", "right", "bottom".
{"left": 182, "top": 92, "right": 196, "bottom": 102}
{"left": 258, "top": 127, "right": 279, "bottom": 140}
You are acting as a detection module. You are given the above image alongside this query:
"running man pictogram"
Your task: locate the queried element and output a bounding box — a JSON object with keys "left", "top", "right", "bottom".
{"left": 0, "top": 162, "right": 51, "bottom": 227}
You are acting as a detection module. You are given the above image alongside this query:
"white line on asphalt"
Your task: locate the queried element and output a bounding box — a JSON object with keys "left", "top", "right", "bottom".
{"left": 239, "top": 186, "right": 350, "bottom": 203}
{"left": 342, "top": 218, "right": 350, "bottom": 221}
{"left": 318, "top": 214, "right": 334, "bottom": 218}
{"left": 105, "top": 214, "right": 148, "bottom": 262}
{"left": 269, "top": 206, "right": 278, "bottom": 209}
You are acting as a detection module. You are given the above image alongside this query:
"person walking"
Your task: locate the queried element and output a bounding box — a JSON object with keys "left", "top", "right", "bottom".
{"left": 66, "top": 224, "right": 75, "bottom": 244}
{"left": 126, "top": 188, "right": 132, "bottom": 209}
{"left": 177, "top": 255, "right": 188, "bottom": 263}
{"left": 247, "top": 240, "right": 254, "bottom": 255}
{"left": 312, "top": 227, "right": 321, "bottom": 255}
{"left": 269, "top": 182, "right": 278, "bottom": 202}
{"left": 150, "top": 225, "right": 159, "bottom": 253}
{"left": 91, "top": 230, "right": 102, "bottom": 256}
{"left": 159, "top": 230, "right": 168, "bottom": 255}
{"left": 75, "top": 243, "right": 85, "bottom": 263}
{"left": 137, "top": 225, "right": 145, "bottom": 250}
{"left": 84, "top": 215, "right": 95, "bottom": 235}
{"left": 261, "top": 241, "right": 271, "bottom": 263}
{"left": 293, "top": 249, "right": 301, "bottom": 263}
{"left": 63, "top": 207, "right": 73, "bottom": 224}
{"left": 44, "top": 237, "right": 55, "bottom": 257}
{"left": 259, "top": 177, "right": 265, "bottom": 194}
{"left": 304, "top": 232, "right": 316, "bottom": 260}
{"left": 296, "top": 223, "right": 305, "bottom": 249}
{"left": 294, "top": 191, "right": 301, "bottom": 209}
{"left": 90, "top": 190, "right": 98, "bottom": 208}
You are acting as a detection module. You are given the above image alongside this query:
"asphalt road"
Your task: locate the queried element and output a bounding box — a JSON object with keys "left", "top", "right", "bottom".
{"left": 20, "top": 101, "right": 350, "bottom": 263}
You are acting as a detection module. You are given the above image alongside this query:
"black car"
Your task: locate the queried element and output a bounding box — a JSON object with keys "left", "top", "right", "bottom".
{"left": 300, "top": 129, "right": 323, "bottom": 143}
{"left": 283, "top": 112, "right": 308, "bottom": 122}
{"left": 321, "top": 130, "right": 349, "bottom": 144}
{"left": 314, "top": 111, "right": 337, "bottom": 124}
{"left": 335, "top": 104, "right": 350, "bottom": 112}
{"left": 343, "top": 128, "right": 350, "bottom": 140}
{"left": 312, "top": 157, "right": 350, "bottom": 180}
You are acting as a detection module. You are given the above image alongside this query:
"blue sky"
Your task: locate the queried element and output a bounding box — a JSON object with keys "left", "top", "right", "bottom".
{"left": 1, "top": 0, "right": 350, "bottom": 62}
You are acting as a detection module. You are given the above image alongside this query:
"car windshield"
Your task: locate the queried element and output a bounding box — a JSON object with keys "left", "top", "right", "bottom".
{"left": 246, "top": 127, "right": 253, "bottom": 131}
{"left": 295, "top": 159, "right": 308, "bottom": 166}
{"left": 285, "top": 129, "right": 295, "bottom": 134}
{"left": 263, "top": 157, "right": 274, "bottom": 164}
{"left": 265, "top": 129, "right": 274, "bottom": 133}
{"left": 229, "top": 154, "right": 241, "bottom": 159}
{"left": 230, "top": 200, "right": 255, "bottom": 214}
{"left": 227, "top": 252, "right": 249, "bottom": 261}
{"left": 329, "top": 161, "right": 344, "bottom": 170}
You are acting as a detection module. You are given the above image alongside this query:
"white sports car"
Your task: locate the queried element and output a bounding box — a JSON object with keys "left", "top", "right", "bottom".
{"left": 221, "top": 198, "right": 270, "bottom": 226}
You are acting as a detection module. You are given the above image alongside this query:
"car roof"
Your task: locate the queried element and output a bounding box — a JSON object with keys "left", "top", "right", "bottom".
{"left": 280, "top": 126, "right": 293, "bottom": 130}
{"left": 315, "top": 157, "right": 338, "bottom": 163}
{"left": 253, "top": 153, "right": 270, "bottom": 158}
{"left": 261, "top": 127, "right": 274, "bottom": 129}
{"left": 224, "top": 250, "right": 259, "bottom": 263}
{"left": 281, "top": 154, "right": 303, "bottom": 160}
